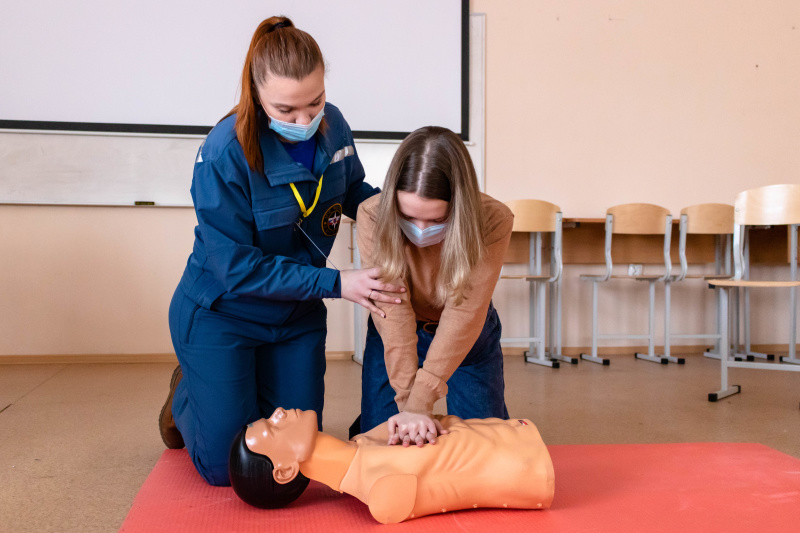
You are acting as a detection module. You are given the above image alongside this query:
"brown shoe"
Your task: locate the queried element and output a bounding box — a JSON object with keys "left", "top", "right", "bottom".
{"left": 159, "top": 365, "right": 185, "bottom": 449}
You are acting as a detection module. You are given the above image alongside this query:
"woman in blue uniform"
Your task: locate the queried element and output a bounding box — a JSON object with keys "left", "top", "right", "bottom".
{"left": 160, "top": 16, "right": 403, "bottom": 486}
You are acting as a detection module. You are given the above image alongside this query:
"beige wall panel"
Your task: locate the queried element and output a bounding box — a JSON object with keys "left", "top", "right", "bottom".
{"left": 0, "top": 206, "right": 359, "bottom": 356}
{"left": 472, "top": 0, "right": 800, "bottom": 216}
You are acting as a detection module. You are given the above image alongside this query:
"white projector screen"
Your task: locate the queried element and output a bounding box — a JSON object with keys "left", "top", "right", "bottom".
{"left": 0, "top": 0, "right": 468, "bottom": 139}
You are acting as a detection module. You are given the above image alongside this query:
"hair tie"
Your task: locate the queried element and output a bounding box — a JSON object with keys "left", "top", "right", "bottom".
{"left": 267, "top": 20, "right": 291, "bottom": 33}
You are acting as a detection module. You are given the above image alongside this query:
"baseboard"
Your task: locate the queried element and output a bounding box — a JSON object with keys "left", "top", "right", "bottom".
{"left": 501, "top": 344, "right": 800, "bottom": 357}
{"left": 0, "top": 351, "right": 357, "bottom": 364}
{"left": 744, "top": 344, "right": 800, "bottom": 355}
{"left": 325, "top": 351, "right": 356, "bottom": 361}
{"left": 0, "top": 353, "right": 180, "bottom": 365}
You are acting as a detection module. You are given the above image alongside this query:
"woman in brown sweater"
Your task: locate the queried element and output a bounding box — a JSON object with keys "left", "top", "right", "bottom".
{"left": 356, "top": 126, "right": 514, "bottom": 446}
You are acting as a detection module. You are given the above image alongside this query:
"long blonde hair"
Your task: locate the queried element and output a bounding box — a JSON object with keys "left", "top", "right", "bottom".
{"left": 373, "top": 126, "right": 485, "bottom": 306}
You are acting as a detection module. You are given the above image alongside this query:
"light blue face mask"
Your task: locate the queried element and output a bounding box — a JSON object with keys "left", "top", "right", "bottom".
{"left": 398, "top": 218, "right": 448, "bottom": 247}
{"left": 268, "top": 107, "right": 325, "bottom": 142}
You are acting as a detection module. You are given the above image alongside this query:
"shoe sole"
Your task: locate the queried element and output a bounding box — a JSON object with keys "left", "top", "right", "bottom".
{"left": 159, "top": 365, "right": 184, "bottom": 449}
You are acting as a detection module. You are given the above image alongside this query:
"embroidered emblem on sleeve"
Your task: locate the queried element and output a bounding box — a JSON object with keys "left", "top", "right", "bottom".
{"left": 321, "top": 203, "right": 343, "bottom": 237}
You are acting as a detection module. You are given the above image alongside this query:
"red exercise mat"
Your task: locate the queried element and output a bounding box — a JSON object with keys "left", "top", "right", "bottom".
{"left": 120, "top": 443, "right": 800, "bottom": 532}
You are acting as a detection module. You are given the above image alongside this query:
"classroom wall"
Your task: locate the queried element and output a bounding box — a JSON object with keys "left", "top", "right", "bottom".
{"left": 0, "top": 203, "right": 358, "bottom": 356}
{"left": 473, "top": 0, "right": 800, "bottom": 213}
{"left": 1, "top": 0, "right": 798, "bottom": 358}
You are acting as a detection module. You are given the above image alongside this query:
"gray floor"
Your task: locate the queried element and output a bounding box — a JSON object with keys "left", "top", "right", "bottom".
{"left": 0, "top": 354, "right": 798, "bottom": 533}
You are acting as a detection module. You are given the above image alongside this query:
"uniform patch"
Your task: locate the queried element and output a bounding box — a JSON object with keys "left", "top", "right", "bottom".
{"left": 330, "top": 145, "right": 355, "bottom": 163}
{"left": 321, "top": 203, "right": 342, "bottom": 237}
{"left": 195, "top": 139, "right": 206, "bottom": 163}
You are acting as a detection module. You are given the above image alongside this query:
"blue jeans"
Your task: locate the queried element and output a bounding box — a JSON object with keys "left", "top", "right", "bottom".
{"left": 168, "top": 289, "right": 327, "bottom": 486}
{"left": 360, "top": 302, "right": 509, "bottom": 433}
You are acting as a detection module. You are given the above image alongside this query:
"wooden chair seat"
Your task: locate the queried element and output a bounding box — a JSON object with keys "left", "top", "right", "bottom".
{"left": 707, "top": 279, "right": 800, "bottom": 288}
{"left": 610, "top": 274, "right": 664, "bottom": 281}
{"left": 579, "top": 274, "right": 663, "bottom": 282}
{"left": 500, "top": 274, "right": 551, "bottom": 281}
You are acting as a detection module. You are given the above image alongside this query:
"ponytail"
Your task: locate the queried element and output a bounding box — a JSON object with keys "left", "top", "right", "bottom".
{"left": 224, "top": 16, "right": 325, "bottom": 173}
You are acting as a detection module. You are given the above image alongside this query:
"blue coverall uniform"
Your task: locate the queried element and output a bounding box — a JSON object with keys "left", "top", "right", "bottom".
{"left": 168, "top": 103, "right": 378, "bottom": 486}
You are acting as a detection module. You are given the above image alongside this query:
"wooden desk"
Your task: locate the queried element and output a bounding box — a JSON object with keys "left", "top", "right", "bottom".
{"left": 505, "top": 218, "right": 795, "bottom": 265}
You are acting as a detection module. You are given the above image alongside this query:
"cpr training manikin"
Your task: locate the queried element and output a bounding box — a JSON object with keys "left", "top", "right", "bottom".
{"left": 229, "top": 407, "right": 555, "bottom": 524}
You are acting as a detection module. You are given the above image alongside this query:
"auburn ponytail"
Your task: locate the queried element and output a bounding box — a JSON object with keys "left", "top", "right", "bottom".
{"left": 224, "top": 16, "right": 325, "bottom": 173}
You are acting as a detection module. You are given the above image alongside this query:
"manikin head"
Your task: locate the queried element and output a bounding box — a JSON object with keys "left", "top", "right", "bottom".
{"left": 229, "top": 407, "right": 319, "bottom": 509}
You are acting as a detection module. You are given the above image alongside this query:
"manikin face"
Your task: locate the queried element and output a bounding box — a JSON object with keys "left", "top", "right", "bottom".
{"left": 256, "top": 65, "right": 326, "bottom": 127}
{"left": 396, "top": 190, "right": 450, "bottom": 230}
{"left": 245, "top": 407, "right": 319, "bottom": 484}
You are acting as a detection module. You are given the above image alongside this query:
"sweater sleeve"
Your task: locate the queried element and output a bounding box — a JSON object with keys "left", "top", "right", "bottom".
{"left": 403, "top": 212, "right": 514, "bottom": 416}
{"left": 356, "top": 200, "right": 420, "bottom": 409}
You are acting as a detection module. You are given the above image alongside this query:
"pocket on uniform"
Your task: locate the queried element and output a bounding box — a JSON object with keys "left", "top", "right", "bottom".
{"left": 253, "top": 204, "right": 299, "bottom": 231}
{"left": 183, "top": 302, "right": 202, "bottom": 345}
{"left": 183, "top": 306, "right": 247, "bottom": 348}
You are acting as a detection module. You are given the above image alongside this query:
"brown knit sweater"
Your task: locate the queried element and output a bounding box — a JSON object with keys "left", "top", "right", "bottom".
{"left": 356, "top": 193, "right": 514, "bottom": 416}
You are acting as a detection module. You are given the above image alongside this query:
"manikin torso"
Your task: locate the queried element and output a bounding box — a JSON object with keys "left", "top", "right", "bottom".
{"left": 299, "top": 416, "right": 555, "bottom": 524}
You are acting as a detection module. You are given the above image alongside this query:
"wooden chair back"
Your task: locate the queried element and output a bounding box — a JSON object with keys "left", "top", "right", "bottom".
{"left": 680, "top": 204, "right": 734, "bottom": 235}
{"left": 607, "top": 203, "right": 671, "bottom": 234}
{"left": 734, "top": 184, "right": 800, "bottom": 226}
{"left": 674, "top": 204, "right": 734, "bottom": 281}
{"left": 731, "top": 184, "right": 800, "bottom": 280}
{"left": 505, "top": 200, "right": 561, "bottom": 233}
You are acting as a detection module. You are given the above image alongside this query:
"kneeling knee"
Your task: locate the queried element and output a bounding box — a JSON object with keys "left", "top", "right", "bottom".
{"left": 204, "top": 465, "right": 231, "bottom": 487}
{"left": 193, "top": 459, "right": 231, "bottom": 487}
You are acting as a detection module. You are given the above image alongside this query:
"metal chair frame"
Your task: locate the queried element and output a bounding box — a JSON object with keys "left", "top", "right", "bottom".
{"left": 500, "top": 205, "right": 573, "bottom": 368}
{"left": 580, "top": 205, "right": 673, "bottom": 365}
{"left": 665, "top": 205, "right": 734, "bottom": 364}
{"left": 732, "top": 228, "right": 778, "bottom": 361}
{"left": 708, "top": 184, "right": 800, "bottom": 402}
{"left": 734, "top": 227, "right": 799, "bottom": 365}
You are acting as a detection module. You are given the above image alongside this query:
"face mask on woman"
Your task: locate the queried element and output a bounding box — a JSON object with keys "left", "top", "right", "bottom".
{"left": 398, "top": 218, "right": 448, "bottom": 247}
{"left": 268, "top": 107, "right": 325, "bottom": 142}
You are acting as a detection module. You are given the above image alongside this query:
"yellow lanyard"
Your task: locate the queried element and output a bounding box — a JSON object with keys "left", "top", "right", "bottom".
{"left": 289, "top": 174, "right": 324, "bottom": 218}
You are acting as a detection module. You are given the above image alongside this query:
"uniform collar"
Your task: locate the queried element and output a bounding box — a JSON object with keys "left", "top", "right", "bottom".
{"left": 258, "top": 108, "right": 337, "bottom": 187}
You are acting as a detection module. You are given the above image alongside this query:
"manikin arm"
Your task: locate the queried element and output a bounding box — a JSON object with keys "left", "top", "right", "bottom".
{"left": 367, "top": 474, "right": 418, "bottom": 524}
